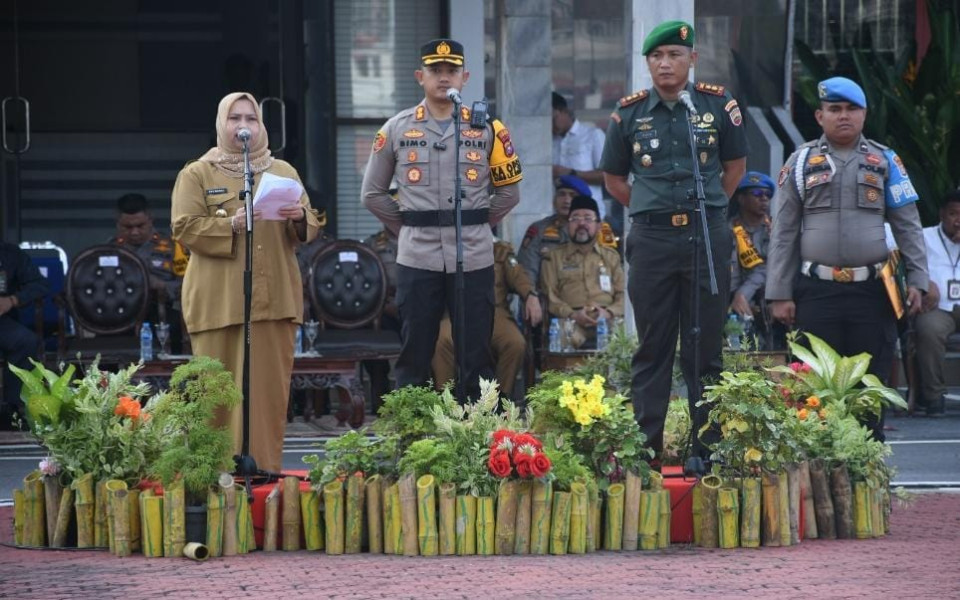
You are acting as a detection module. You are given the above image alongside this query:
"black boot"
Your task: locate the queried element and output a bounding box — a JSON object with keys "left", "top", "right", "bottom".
{"left": 926, "top": 395, "right": 946, "bottom": 417}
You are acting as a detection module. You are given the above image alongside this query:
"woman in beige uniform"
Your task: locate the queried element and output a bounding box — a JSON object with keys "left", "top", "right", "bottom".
{"left": 171, "top": 92, "right": 321, "bottom": 473}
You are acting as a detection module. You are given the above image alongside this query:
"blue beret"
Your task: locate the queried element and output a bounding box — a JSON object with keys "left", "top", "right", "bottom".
{"left": 556, "top": 174, "right": 592, "bottom": 198}
{"left": 817, "top": 77, "right": 867, "bottom": 108}
{"left": 736, "top": 171, "right": 775, "bottom": 194}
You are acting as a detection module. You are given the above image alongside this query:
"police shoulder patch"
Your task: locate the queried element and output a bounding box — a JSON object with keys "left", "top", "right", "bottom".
{"left": 695, "top": 82, "right": 726, "bottom": 96}
{"left": 618, "top": 89, "right": 649, "bottom": 108}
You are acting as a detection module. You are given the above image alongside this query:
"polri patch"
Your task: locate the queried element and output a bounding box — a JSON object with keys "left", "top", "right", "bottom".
{"left": 373, "top": 131, "right": 387, "bottom": 153}
{"left": 407, "top": 167, "right": 422, "bottom": 183}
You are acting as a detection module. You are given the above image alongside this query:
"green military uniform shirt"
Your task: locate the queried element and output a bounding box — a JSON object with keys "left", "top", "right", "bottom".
{"left": 599, "top": 82, "right": 749, "bottom": 214}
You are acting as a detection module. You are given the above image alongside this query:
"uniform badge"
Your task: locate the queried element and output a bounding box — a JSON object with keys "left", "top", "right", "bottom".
{"left": 866, "top": 154, "right": 881, "bottom": 165}
{"left": 707, "top": 135, "right": 716, "bottom": 145}
{"left": 633, "top": 141, "right": 642, "bottom": 155}
{"left": 215, "top": 207, "right": 228, "bottom": 218}
{"left": 866, "top": 188, "right": 880, "bottom": 202}
{"left": 407, "top": 150, "right": 418, "bottom": 162}
{"left": 466, "top": 150, "right": 481, "bottom": 162}
{"left": 641, "top": 154, "right": 653, "bottom": 167}
{"left": 638, "top": 123, "right": 652, "bottom": 131}
{"left": 864, "top": 173, "right": 879, "bottom": 186}
{"left": 205, "top": 187, "right": 228, "bottom": 195}
{"left": 892, "top": 154, "right": 908, "bottom": 177}
{"left": 415, "top": 105, "right": 426, "bottom": 121}
{"left": 679, "top": 25, "right": 689, "bottom": 40}
{"left": 726, "top": 99, "right": 743, "bottom": 126}
{"left": 407, "top": 167, "right": 422, "bottom": 183}
{"left": 465, "top": 167, "right": 479, "bottom": 182}
{"left": 777, "top": 165, "right": 790, "bottom": 187}
{"left": 702, "top": 112, "right": 714, "bottom": 124}
{"left": 403, "top": 129, "right": 425, "bottom": 138}
{"left": 649, "top": 139, "right": 660, "bottom": 149}
{"left": 462, "top": 129, "right": 483, "bottom": 139}
{"left": 806, "top": 174, "right": 820, "bottom": 188}
{"left": 373, "top": 130, "right": 387, "bottom": 153}
{"left": 461, "top": 106, "right": 471, "bottom": 121}
{"left": 700, "top": 152, "right": 708, "bottom": 165}
{"left": 808, "top": 155, "right": 826, "bottom": 166}
{"left": 543, "top": 226, "right": 560, "bottom": 240}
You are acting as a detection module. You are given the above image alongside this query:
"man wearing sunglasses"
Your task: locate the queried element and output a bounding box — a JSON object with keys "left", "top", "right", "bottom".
{"left": 729, "top": 172, "right": 774, "bottom": 319}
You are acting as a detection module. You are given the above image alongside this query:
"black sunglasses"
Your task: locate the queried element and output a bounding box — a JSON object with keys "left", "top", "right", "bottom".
{"left": 748, "top": 189, "right": 772, "bottom": 198}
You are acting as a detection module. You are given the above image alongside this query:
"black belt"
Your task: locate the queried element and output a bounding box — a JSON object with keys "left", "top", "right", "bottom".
{"left": 401, "top": 208, "right": 489, "bottom": 227}
{"left": 632, "top": 206, "right": 726, "bottom": 227}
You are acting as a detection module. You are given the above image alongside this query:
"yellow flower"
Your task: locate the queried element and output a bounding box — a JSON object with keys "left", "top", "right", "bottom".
{"left": 744, "top": 448, "right": 763, "bottom": 463}
{"left": 805, "top": 396, "right": 820, "bottom": 408}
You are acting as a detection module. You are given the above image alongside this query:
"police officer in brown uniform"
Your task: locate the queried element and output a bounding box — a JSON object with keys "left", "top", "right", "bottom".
{"left": 766, "top": 77, "right": 928, "bottom": 440}
{"left": 361, "top": 39, "right": 522, "bottom": 400}
{"left": 432, "top": 240, "right": 542, "bottom": 396}
{"left": 540, "top": 195, "right": 624, "bottom": 349}
{"left": 110, "top": 193, "right": 190, "bottom": 352}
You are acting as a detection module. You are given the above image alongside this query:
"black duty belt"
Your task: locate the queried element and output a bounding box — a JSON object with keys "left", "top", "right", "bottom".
{"left": 632, "top": 206, "right": 726, "bottom": 227}
{"left": 401, "top": 208, "right": 489, "bottom": 227}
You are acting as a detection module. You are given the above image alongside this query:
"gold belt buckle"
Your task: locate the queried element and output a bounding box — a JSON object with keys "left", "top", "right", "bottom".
{"left": 832, "top": 267, "right": 854, "bottom": 282}
{"left": 671, "top": 213, "right": 689, "bottom": 227}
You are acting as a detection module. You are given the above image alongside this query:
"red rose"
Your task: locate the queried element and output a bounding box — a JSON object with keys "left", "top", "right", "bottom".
{"left": 513, "top": 452, "right": 534, "bottom": 478}
{"left": 530, "top": 453, "right": 552, "bottom": 478}
{"left": 488, "top": 450, "right": 513, "bottom": 478}
{"left": 789, "top": 362, "right": 802, "bottom": 372}
{"left": 513, "top": 433, "right": 543, "bottom": 451}
{"left": 492, "top": 429, "right": 514, "bottom": 446}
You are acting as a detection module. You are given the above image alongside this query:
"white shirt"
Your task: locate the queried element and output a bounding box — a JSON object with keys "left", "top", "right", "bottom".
{"left": 923, "top": 224, "right": 960, "bottom": 312}
{"left": 553, "top": 119, "right": 606, "bottom": 208}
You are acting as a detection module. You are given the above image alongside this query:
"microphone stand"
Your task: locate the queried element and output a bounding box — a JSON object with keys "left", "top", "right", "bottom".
{"left": 682, "top": 99, "right": 719, "bottom": 478}
{"left": 451, "top": 96, "right": 467, "bottom": 404}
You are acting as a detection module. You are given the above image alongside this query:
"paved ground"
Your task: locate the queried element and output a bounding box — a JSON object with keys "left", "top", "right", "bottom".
{"left": 1, "top": 492, "right": 958, "bottom": 599}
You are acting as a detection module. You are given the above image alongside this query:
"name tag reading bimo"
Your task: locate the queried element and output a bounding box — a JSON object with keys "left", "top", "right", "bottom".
{"left": 339, "top": 251, "right": 359, "bottom": 263}
{"left": 99, "top": 255, "right": 120, "bottom": 267}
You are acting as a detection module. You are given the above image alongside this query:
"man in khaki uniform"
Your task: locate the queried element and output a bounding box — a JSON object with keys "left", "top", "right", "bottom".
{"left": 360, "top": 38, "right": 522, "bottom": 400}
{"left": 540, "top": 196, "right": 624, "bottom": 349}
{"left": 432, "top": 240, "right": 542, "bottom": 396}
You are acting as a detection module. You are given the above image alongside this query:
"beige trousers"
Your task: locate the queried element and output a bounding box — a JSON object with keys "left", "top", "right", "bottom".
{"left": 915, "top": 306, "right": 960, "bottom": 404}
{"left": 432, "top": 312, "right": 526, "bottom": 396}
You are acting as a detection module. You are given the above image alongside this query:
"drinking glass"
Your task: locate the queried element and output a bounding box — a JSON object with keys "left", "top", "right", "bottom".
{"left": 304, "top": 320, "right": 319, "bottom": 356}
{"left": 156, "top": 322, "right": 171, "bottom": 358}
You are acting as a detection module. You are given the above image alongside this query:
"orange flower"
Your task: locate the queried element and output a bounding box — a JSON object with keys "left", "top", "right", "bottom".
{"left": 114, "top": 396, "right": 142, "bottom": 421}
{"left": 805, "top": 396, "right": 821, "bottom": 409}
{"left": 797, "top": 408, "right": 809, "bottom": 420}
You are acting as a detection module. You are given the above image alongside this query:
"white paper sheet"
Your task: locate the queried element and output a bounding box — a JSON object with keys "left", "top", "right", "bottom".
{"left": 253, "top": 172, "right": 304, "bottom": 220}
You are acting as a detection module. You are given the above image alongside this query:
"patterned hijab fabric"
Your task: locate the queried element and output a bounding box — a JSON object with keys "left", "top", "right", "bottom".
{"left": 198, "top": 91, "right": 274, "bottom": 178}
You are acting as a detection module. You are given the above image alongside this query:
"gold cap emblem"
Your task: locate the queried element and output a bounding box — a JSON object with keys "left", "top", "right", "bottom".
{"left": 437, "top": 41, "right": 451, "bottom": 55}
{"left": 679, "top": 26, "right": 689, "bottom": 40}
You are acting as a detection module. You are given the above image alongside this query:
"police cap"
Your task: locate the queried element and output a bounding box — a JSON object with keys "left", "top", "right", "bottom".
{"left": 817, "top": 77, "right": 867, "bottom": 108}
{"left": 421, "top": 39, "right": 465, "bottom": 66}
{"left": 642, "top": 20, "right": 695, "bottom": 55}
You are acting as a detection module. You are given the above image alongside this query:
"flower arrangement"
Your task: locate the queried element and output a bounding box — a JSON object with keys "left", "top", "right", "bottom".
{"left": 487, "top": 429, "right": 551, "bottom": 479}
{"left": 559, "top": 375, "right": 610, "bottom": 426}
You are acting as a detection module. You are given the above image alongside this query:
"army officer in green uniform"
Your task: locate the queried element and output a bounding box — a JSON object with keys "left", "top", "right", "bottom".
{"left": 600, "top": 20, "right": 748, "bottom": 466}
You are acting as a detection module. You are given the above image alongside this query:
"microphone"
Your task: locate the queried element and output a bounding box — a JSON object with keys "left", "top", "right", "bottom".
{"left": 677, "top": 91, "right": 698, "bottom": 116}
{"left": 237, "top": 128, "right": 252, "bottom": 142}
{"left": 446, "top": 88, "right": 462, "bottom": 104}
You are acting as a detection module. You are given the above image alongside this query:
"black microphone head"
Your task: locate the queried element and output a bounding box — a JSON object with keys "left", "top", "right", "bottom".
{"left": 237, "top": 128, "right": 252, "bottom": 142}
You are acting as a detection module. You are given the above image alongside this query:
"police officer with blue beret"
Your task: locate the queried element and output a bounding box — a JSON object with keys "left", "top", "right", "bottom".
{"left": 599, "top": 20, "right": 749, "bottom": 465}
{"left": 766, "top": 76, "right": 928, "bottom": 440}
{"left": 729, "top": 172, "right": 774, "bottom": 318}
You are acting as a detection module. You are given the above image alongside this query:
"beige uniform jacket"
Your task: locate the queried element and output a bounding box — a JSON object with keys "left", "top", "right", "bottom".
{"left": 171, "top": 160, "right": 321, "bottom": 334}
{"left": 494, "top": 241, "right": 535, "bottom": 320}
{"left": 360, "top": 101, "right": 522, "bottom": 272}
{"left": 540, "top": 242, "right": 624, "bottom": 319}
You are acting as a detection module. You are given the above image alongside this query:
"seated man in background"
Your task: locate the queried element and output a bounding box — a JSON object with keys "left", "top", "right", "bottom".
{"left": 110, "top": 193, "right": 189, "bottom": 353}
{"left": 915, "top": 190, "right": 960, "bottom": 417}
{"left": 0, "top": 240, "right": 50, "bottom": 428}
{"left": 432, "top": 239, "right": 541, "bottom": 397}
{"left": 540, "top": 195, "right": 624, "bottom": 349}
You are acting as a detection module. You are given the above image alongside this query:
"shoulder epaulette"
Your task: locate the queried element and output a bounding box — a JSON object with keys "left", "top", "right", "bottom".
{"left": 618, "top": 90, "right": 649, "bottom": 108}
{"left": 695, "top": 82, "right": 726, "bottom": 96}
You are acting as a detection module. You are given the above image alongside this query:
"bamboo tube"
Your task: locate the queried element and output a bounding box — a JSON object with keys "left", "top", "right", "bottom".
{"left": 302, "top": 490, "right": 323, "bottom": 551}
{"left": 808, "top": 458, "right": 836, "bottom": 539}
{"left": 648, "top": 470, "right": 663, "bottom": 491}
{"left": 622, "top": 471, "right": 642, "bottom": 551}
{"left": 43, "top": 475, "right": 62, "bottom": 545}
{"left": 830, "top": 463, "right": 854, "bottom": 539}
{"left": 786, "top": 464, "right": 801, "bottom": 545}
{"left": 798, "top": 461, "right": 818, "bottom": 539}
{"left": 494, "top": 479, "right": 518, "bottom": 555}
{"left": 183, "top": 541, "right": 209, "bottom": 561}
{"left": 23, "top": 471, "right": 46, "bottom": 547}
{"left": 567, "top": 482, "right": 587, "bottom": 554}
{"left": 699, "top": 474, "right": 721, "bottom": 548}
{"left": 882, "top": 486, "right": 891, "bottom": 535}
{"left": 323, "top": 480, "right": 345, "bottom": 555}
{"left": 139, "top": 492, "right": 164, "bottom": 557}
{"left": 222, "top": 481, "right": 237, "bottom": 556}
{"left": 94, "top": 479, "right": 109, "bottom": 548}
{"left": 871, "top": 486, "right": 884, "bottom": 539}
{"left": 740, "top": 477, "right": 761, "bottom": 548}
{"left": 106, "top": 480, "right": 130, "bottom": 557}
{"left": 439, "top": 482, "right": 457, "bottom": 556}
{"left": 366, "top": 475, "right": 384, "bottom": 554}
{"left": 72, "top": 473, "right": 95, "bottom": 548}
{"left": 205, "top": 488, "right": 224, "bottom": 557}
{"left": 760, "top": 470, "right": 781, "bottom": 547}
{"left": 778, "top": 469, "right": 792, "bottom": 546}
{"left": 513, "top": 481, "right": 532, "bottom": 555}
{"left": 638, "top": 490, "right": 660, "bottom": 550}
{"left": 549, "top": 491, "right": 572, "bottom": 555}
{"left": 13, "top": 489, "right": 24, "bottom": 546}
{"left": 345, "top": 474, "right": 365, "bottom": 554}
{"left": 384, "top": 481, "right": 402, "bottom": 555}
{"left": 263, "top": 484, "right": 281, "bottom": 551}
{"left": 163, "top": 479, "right": 186, "bottom": 557}
{"left": 282, "top": 476, "right": 302, "bottom": 551}
{"left": 398, "top": 472, "right": 420, "bottom": 557}
{"left": 692, "top": 484, "right": 703, "bottom": 546}
{"left": 717, "top": 487, "right": 739, "bottom": 549}
{"left": 604, "top": 483, "right": 625, "bottom": 550}
{"left": 530, "top": 480, "right": 552, "bottom": 555}
{"left": 455, "top": 494, "right": 477, "bottom": 555}
{"left": 587, "top": 483, "right": 600, "bottom": 553}
{"left": 416, "top": 474, "right": 438, "bottom": 556}
{"left": 235, "top": 484, "right": 253, "bottom": 554}
{"left": 853, "top": 481, "right": 873, "bottom": 539}
{"left": 657, "top": 489, "right": 672, "bottom": 549}
{"left": 127, "top": 490, "right": 141, "bottom": 553}
{"left": 476, "top": 495, "right": 495, "bottom": 555}
{"left": 52, "top": 487, "right": 74, "bottom": 548}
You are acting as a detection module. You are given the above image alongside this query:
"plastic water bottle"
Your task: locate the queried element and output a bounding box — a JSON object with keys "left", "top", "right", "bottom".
{"left": 295, "top": 326, "right": 303, "bottom": 355}
{"left": 140, "top": 322, "right": 154, "bottom": 362}
{"left": 726, "top": 314, "right": 741, "bottom": 350}
{"left": 596, "top": 317, "right": 609, "bottom": 351}
{"left": 548, "top": 318, "right": 562, "bottom": 353}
